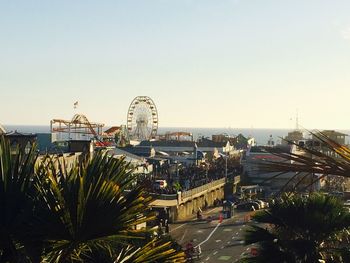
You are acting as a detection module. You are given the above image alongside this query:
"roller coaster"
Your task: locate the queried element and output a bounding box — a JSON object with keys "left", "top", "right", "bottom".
{"left": 50, "top": 114, "right": 110, "bottom": 146}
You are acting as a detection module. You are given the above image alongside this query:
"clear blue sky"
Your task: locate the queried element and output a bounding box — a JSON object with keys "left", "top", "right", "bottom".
{"left": 1, "top": 0, "right": 350, "bottom": 129}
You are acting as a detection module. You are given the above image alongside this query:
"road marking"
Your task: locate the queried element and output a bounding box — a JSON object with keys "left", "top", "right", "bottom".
{"left": 195, "top": 222, "right": 222, "bottom": 248}
{"left": 180, "top": 229, "right": 188, "bottom": 243}
{"left": 197, "top": 230, "right": 204, "bottom": 233}
{"left": 170, "top": 223, "right": 186, "bottom": 233}
{"left": 213, "top": 251, "right": 218, "bottom": 255}
{"left": 227, "top": 241, "right": 230, "bottom": 244}
{"left": 223, "top": 228, "right": 233, "bottom": 232}
{"left": 204, "top": 207, "right": 217, "bottom": 214}
{"left": 205, "top": 257, "right": 210, "bottom": 261}
{"left": 235, "top": 232, "right": 239, "bottom": 235}
{"left": 218, "top": 255, "right": 231, "bottom": 260}
{"left": 239, "top": 228, "right": 242, "bottom": 231}
{"left": 170, "top": 208, "right": 219, "bottom": 233}
{"left": 221, "top": 246, "right": 225, "bottom": 249}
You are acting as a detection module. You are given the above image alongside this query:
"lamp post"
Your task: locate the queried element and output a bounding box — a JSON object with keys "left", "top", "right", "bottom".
{"left": 225, "top": 153, "right": 228, "bottom": 183}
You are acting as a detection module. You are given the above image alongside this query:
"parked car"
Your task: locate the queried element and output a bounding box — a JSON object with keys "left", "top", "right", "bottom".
{"left": 254, "top": 200, "right": 269, "bottom": 209}
{"left": 236, "top": 201, "right": 260, "bottom": 211}
{"left": 343, "top": 200, "right": 350, "bottom": 207}
{"left": 154, "top": 180, "right": 167, "bottom": 189}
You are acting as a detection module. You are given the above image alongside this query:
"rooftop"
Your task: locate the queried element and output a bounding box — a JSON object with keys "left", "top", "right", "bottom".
{"left": 320, "top": 130, "right": 348, "bottom": 137}
{"left": 5, "top": 130, "right": 36, "bottom": 137}
{"left": 139, "top": 138, "right": 228, "bottom": 148}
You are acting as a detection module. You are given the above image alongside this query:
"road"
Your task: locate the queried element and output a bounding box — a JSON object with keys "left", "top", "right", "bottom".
{"left": 169, "top": 207, "right": 255, "bottom": 263}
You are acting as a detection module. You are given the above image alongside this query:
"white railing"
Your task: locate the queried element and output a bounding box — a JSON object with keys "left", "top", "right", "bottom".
{"left": 181, "top": 178, "right": 226, "bottom": 199}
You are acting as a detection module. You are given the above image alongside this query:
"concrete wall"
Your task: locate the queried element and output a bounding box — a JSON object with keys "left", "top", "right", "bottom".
{"left": 176, "top": 187, "right": 224, "bottom": 221}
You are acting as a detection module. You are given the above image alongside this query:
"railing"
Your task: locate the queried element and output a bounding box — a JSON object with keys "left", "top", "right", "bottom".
{"left": 181, "top": 178, "right": 226, "bottom": 199}
{"left": 150, "top": 193, "right": 178, "bottom": 200}
{"left": 130, "top": 178, "right": 227, "bottom": 202}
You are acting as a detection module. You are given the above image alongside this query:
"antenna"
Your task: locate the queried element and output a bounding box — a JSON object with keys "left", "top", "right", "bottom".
{"left": 296, "top": 109, "right": 299, "bottom": 130}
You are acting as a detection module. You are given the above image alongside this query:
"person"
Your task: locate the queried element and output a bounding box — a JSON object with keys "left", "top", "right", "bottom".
{"left": 185, "top": 240, "right": 194, "bottom": 256}
{"left": 197, "top": 210, "right": 202, "bottom": 220}
{"left": 165, "top": 219, "right": 169, "bottom": 233}
{"left": 186, "top": 240, "right": 194, "bottom": 250}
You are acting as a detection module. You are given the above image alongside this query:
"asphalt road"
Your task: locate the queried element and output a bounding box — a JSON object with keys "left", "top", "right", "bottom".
{"left": 170, "top": 207, "right": 255, "bottom": 263}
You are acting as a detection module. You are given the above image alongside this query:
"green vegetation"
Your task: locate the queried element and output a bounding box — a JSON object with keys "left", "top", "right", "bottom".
{"left": 0, "top": 136, "right": 185, "bottom": 262}
{"left": 241, "top": 132, "right": 350, "bottom": 262}
{"left": 242, "top": 194, "right": 350, "bottom": 263}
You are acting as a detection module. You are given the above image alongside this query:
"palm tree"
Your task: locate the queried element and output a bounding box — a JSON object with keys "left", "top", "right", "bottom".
{"left": 258, "top": 131, "right": 350, "bottom": 193}
{"left": 239, "top": 131, "right": 350, "bottom": 262}
{"left": 33, "top": 152, "right": 185, "bottom": 262}
{"left": 242, "top": 194, "right": 350, "bottom": 263}
{"left": 0, "top": 136, "right": 37, "bottom": 262}
{"left": 0, "top": 136, "right": 185, "bottom": 262}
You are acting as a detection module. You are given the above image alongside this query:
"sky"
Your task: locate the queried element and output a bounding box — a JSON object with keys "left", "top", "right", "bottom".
{"left": 1, "top": 0, "right": 350, "bottom": 129}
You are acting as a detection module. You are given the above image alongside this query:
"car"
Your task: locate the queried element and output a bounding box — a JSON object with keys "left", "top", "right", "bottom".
{"left": 343, "top": 200, "right": 350, "bottom": 207}
{"left": 236, "top": 202, "right": 260, "bottom": 211}
{"left": 330, "top": 191, "right": 344, "bottom": 198}
{"left": 153, "top": 180, "right": 167, "bottom": 189}
{"left": 254, "top": 200, "right": 269, "bottom": 209}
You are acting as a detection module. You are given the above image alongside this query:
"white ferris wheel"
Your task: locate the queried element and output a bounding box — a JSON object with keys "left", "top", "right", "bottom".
{"left": 126, "top": 96, "right": 158, "bottom": 141}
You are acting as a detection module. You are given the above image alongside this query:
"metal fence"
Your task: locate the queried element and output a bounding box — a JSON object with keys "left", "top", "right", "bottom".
{"left": 181, "top": 178, "right": 226, "bottom": 199}
{"left": 150, "top": 193, "right": 178, "bottom": 200}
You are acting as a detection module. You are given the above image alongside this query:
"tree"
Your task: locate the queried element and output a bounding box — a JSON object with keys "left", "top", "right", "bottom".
{"left": 0, "top": 136, "right": 185, "bottom": 262}
{"left": 242, "top": 194, "right": 350, "bottom": 263}
{"left": 240, "top": 132, "right": 350, "bottom": 262}
{"left": 258, "top": 132, "right": 350, "bottom": 193}
{"left": 0, "top": 136, "right": 37, "bottom": 262}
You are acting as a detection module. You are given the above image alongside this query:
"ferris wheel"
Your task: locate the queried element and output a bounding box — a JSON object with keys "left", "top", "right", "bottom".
{"left": 127, "top": 96, "right": 158, "bottom": 141}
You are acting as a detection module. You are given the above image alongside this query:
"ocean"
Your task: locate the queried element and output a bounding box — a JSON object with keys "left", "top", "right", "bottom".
{"left": 4, "top": 125, "right": 350, "bottom": 145}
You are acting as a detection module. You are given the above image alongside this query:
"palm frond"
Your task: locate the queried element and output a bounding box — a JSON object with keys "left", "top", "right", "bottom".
{"left": 0, "top": 136, "right": 38, "bottom": 262}
{"left": 242, "top": 194, "right": 350, "bottom": 262}
{"left": 32, "top": 151, "right": 179, "bottom": 262}
{"left": 263, "top": 133, "right": 350, "bottom": 176}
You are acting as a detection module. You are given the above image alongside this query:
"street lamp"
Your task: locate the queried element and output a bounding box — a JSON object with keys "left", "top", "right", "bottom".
{"left": 225, "top": 153, "right": 228, "bottom": 183}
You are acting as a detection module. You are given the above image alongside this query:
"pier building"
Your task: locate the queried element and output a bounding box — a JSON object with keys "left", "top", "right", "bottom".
{"left": 3, "top": 130, "right": 37, "bottom": 154}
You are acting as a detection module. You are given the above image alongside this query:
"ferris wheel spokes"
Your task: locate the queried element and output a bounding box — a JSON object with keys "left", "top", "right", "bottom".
{"left": 126, "top": 96, "right": 158, "bottom": 141}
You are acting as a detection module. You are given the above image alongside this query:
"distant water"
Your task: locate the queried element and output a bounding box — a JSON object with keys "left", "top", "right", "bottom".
{"left": 3, "top": 125, "right": 350, "bottom": 145}
{"left": 4, "top": 125, "right": 50, "bottom": 133}
{"left": 158, "top": 127, "right": 291, "bottom": 145}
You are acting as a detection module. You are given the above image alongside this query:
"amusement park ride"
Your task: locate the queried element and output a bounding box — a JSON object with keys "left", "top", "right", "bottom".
{"left": 50, "top": 114, "right": 111, "bottom": 147}
{"left": 126, "top": 96, "right": 158, "bottom": 141}
{"left": 50, "top": 96, "right": 159, "bottom": 147}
